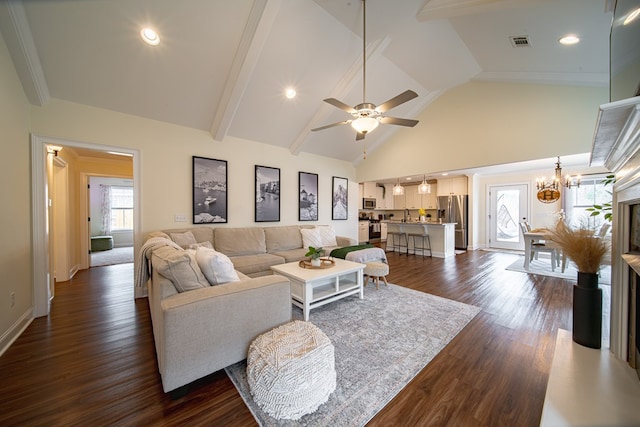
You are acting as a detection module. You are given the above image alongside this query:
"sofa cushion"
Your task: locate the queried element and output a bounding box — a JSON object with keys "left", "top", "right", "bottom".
{"left": 270, "top": 248, "right": 309, "bottom": 263}
{"left": 316, "top": 225, "right": 338, "bottom": 247}
{"left": 196, "top": 247, "right": 240, "bottom": 285}
{"left": 265, "top": 226, "right": 302, "bottom": 252}
{"left": 300, "top": 228, "right": 323, "bottom": 250}
{"left": 215, "top": 227, "right": 266, "bottom": 256}
{"left": 153, "top": 246, "right": 209, "bottom": 293}
{"left": 169, "top": 231, "right": 197, "bottom": 249}
{"left": 229, "top": 253, "right": 284, "bottom": 276}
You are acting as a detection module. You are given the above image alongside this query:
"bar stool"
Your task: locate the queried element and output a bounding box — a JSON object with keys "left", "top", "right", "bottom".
{"left": 408, "top": 225, "right": 432, "bottom": 258}
{"left": 385, "top": 223, "right": 408, "bottom": 255}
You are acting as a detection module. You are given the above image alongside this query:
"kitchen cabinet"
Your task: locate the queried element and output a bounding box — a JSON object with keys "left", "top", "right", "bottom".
{"left": 422, "top": 185, "right": 438, "bottom": 209}
{"left": 358, "top": 221, "right": 369, "bottom": 244}
{"left": 376, "top": 184, "right": 393, "bottom": 209}
{"left": 362, "top": 182, "right": 389, "bottom": 208}
{"left": 405, "top": 185, "right": 421, "bottom": 209}
{"left": 437, "top": 177, "right": 468, "bottom": 196}
{"left": 393, "top": 193, "right": 406, "bottom": 209}
{"left": 381, "top": 222, "right": 388, "bottom": 241}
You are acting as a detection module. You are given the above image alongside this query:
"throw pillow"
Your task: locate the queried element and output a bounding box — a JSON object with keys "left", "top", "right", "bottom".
{"left": 153, "top": 246, "right": 209, "bottom": 292}
{"left": 170, "top": 231, "right": 197, "bottom": 249}
{"left": 188, "top": 241, "right": 213, "bottom": 250}
{"left": 300, "top": 228, "right": 323, "bottom": 250}
{"left": 196, "top": 246, "right": 240, "bottom": 286}
{"left": 316, "top": 225, "right": 338, "bottom": 247}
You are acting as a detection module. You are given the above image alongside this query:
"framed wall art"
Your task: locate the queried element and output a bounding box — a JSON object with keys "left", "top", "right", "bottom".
{"left": 332, "top": 176, "right": 348, "bottom": 220}
{"left": 299, "top": 172, "right": 318, "bottom": 221}
{"left": 255, "top": 165, "right": 280, "bottom": 222}
{"left": 192, "top": 156, "right": 228, "bottom": 223}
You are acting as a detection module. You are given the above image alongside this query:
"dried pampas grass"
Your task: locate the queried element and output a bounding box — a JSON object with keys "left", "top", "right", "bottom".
{"left": 550, "top": 221, "right": 609, "bottom": 274}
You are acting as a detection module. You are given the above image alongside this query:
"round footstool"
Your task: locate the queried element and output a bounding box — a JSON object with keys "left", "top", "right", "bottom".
{"left": 364, "top": 261, "right": 389, "bottom": 290}
{"left": 247, "top": 320, "right": 336, "bottom": 420}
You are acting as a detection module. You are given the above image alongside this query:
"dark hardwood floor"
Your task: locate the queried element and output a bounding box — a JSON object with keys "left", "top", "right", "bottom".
{"left": 0, "top": 250, "right": 574, "bottom": 426}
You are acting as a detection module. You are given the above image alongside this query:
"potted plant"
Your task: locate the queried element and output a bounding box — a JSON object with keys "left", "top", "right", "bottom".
{"left": 550, "top": 221, "right": 610, "bottom": 348}
{"left": 305, "top": 246, "right": 325, "bottom": 267}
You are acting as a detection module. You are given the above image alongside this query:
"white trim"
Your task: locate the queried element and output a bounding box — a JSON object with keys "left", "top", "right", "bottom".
{"left": 31, "top": 134, "right": 142, "bottom": 319}
{"left": 0, "top": 308, "right": 34, "bottom": 357}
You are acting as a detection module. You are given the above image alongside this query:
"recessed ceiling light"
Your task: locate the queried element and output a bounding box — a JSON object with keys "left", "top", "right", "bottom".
{"left": 624, "top": 7, "right": 640, "bottom": 25}
{"left": 140, "top": 27, "right": 160, "bottom": 46}
{"left": 558, "top": 34, "right": 580, "bottom": 45}
{"left": 285, "top": 88, "right": 296, "bottom": 99}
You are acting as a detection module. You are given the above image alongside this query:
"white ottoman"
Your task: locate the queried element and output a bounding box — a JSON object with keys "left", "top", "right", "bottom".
{"left": 247, "top": 320, "right": 336, "bottom": 420}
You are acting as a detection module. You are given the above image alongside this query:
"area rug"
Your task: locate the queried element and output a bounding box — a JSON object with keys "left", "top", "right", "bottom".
{"left": 90, "top": 246, "right": 134, "bottom": 267}
{"left": 225, "top": 283, "right": 480, "bottom": 427}
{"left": 506, "top": 257, "right": 611, "bottom": 285}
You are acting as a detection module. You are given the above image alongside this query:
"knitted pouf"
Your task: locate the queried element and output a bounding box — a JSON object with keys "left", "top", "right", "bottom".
{"left": 247, "top": 320, "right": 336, "bottom": 420}
{"left": 363, "top": 261, "right": 389, "bottom": 289}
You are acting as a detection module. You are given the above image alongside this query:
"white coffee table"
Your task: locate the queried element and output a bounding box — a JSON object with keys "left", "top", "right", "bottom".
{"left": 271, "top": 258, "right": 365, "bottom": 321}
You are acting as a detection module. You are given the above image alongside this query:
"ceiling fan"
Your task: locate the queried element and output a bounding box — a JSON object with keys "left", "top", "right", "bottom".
{"left": 311, "top": 0, "right": 419, "bottom": 141}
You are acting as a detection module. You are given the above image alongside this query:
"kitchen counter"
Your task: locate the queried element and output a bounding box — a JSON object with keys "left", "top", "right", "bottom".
{"left": 383, "top": 221, "right": 456, "bottom": 258}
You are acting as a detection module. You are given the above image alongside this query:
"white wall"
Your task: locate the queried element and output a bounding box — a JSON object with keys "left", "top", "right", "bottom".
{"left": 0, "top": 30, "right": 33, "bottom": 352}
{"left": 357, "top": 81, "right": 608, "bottom": 183}
{"left": 474, "top": 166, "right": 608, "bottom": 249}
{"left": 29, "top": 99, "right": 359, "bottom": 246}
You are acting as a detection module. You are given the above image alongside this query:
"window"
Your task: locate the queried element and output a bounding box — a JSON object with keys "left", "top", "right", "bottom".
{"left": 563, "top": 175, "right": 611, "bottom": 230}
{"left": 110, "top": 186, "right": 133, "bottom": 230}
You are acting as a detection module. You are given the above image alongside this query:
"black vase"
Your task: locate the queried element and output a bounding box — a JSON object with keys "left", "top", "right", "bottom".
{"left": 573, "top": 272, "right": 602, "bottom": 349}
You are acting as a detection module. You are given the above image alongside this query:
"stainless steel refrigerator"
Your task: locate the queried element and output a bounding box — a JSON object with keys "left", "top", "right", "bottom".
{"left": 437, "top": 195, "right": 468, "bottom": 250}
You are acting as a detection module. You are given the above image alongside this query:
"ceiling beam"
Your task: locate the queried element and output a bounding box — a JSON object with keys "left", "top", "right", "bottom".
{"left": 0, "top": 0, "right": 50, "bottom": 105}
{"left": 209, "top": 0, "right": 281, "bottom": 141}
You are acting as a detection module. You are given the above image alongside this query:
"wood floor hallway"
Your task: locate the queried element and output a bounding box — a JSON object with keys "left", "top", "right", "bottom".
{"left": 0, "top": 250, "right": 575, "bottom": 426}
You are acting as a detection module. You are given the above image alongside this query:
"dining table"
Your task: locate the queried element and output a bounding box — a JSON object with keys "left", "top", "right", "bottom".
{"left": 523, "top": 228, "right": 566, "bottom": 271}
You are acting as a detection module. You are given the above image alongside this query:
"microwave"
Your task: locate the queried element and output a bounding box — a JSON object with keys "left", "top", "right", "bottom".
{"left": 363, "top": 198, "right": 376, "bottom": 209}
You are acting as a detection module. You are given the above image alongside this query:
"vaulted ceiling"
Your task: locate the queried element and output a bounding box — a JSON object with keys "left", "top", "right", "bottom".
{"left": 0, "top": 0, "right": 612, "bottom": 164}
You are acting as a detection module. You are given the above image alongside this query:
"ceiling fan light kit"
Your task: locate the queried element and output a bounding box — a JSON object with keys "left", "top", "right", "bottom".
{"left": 311, "top": 0, "right": 419, "bottom": 148}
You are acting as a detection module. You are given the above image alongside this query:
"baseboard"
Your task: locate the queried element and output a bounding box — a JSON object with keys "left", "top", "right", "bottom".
{"left": 69, "top": 263, "right": 81, "bottom": 279}
{"left": 0, "top": 307, "right": 34, "bottom": 357}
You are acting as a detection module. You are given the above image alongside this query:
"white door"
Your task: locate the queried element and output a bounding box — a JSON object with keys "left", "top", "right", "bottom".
{"left": 488, "top": 184, "right": 528, "bottom": 250}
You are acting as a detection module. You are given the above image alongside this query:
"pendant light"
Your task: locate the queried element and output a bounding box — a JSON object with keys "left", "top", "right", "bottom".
{"left": 392, "top": 179, "right": 404, "bottom": 196}
{"left": 418, "top": 175, "right": 431, "bottom": 194}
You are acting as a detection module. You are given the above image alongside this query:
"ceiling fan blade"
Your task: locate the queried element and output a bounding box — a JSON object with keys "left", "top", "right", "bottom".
{"left": 379, "top": 116, "right": 419, "bottom": 127}
{"left": 323, "top": 98, "right": 356, "bottom": 114}
{"left": 356, "top": 132, "right": 365, "bottom": 141}
{"left": 311, "top": 120, "right": 351, "bottom": 132}
{"left": 375, "top": 90, "right": 418, "bottom": 113}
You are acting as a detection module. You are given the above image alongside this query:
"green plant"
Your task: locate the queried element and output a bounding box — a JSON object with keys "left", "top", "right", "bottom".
{"left": 585, "top": 174, "right": 615, "bottom": 222}
{"left": 305, "top": 246, "right": 325, "bottom": 260}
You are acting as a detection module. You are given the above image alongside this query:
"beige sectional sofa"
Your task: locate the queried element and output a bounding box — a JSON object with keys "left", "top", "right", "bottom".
{"left": 144, "top": 224, "right": 355, "bottom": 393}
{"left": 159, "top": 225, "right": 356, "bottom": 277}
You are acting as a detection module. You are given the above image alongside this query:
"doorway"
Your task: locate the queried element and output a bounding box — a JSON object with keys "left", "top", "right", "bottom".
{"left": 31, "top": 134, "right": 140, "bottom": 318}
{"left": 488, "top": 183, "right": 529, "bottom": 251}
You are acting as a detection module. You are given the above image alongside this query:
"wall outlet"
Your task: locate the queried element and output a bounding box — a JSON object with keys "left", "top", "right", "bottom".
{"left": 10, "top": 292, "right": 15, "bottom": 307}
{"left": 174, "top": 214, "right": 187, "bottom": 222}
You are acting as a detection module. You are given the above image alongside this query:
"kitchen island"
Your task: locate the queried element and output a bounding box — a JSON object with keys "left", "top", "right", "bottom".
{"left": 383, "top": 221, "right": 457, "bottom": 258}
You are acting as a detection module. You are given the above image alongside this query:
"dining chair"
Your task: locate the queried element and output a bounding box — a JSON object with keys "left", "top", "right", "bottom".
{"left": 520, "top": 222, "right": 557, "bottom": 271}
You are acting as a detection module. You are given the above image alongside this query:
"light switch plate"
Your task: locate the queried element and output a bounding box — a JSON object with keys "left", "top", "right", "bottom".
{"left": 174, "top": 214, "right": 187, "bottom": 222}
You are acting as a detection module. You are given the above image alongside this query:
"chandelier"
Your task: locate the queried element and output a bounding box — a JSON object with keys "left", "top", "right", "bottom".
{"left": 417, "top": 175, "right": 431, "bottom": 194}
{"left": 535, "top": 157, "right": 580, "bottom": 203}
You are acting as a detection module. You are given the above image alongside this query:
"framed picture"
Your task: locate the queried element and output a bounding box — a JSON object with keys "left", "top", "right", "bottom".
{"left": 299, "top": 172, "right": 319, "bottom": 221}
{"left": 192, "top": 156, "right": 228, "bottom": 224}
{"left": 332, "top": 176, "right": 348, "bottom": 220}
{"left": 255, "top": 165, "right": 280, "bottom": 222}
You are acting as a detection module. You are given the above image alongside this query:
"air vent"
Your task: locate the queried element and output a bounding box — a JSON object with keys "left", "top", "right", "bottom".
{"left": 509, "top": 35, "right": 531, "bottom": 47}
